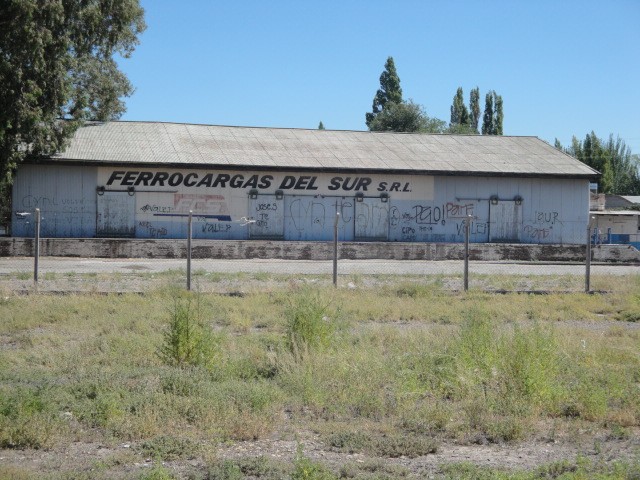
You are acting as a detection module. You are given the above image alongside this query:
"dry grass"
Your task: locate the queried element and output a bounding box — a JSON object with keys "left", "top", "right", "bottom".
{"left": 0, "top": 273, "right": 638, "bottom": 478}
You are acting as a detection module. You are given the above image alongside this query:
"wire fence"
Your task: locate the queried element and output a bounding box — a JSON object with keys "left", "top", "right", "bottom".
{"left": 0, "top": 208, "right": 638, "bottom": 294}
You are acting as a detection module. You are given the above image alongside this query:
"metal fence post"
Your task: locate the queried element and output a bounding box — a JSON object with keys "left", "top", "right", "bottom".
{"left": 333, "top": 211, "right": 340, "bottom": 287}
{"left": 464, "top": 214, "right": 470, "bottom": 291}
{"left": 187, "top": 210, "right": 192, "bottom": 291}
{"left": 585, "top": 223, "right": 591, "bottom": 293}
{"left": 34, "top": 208, "right": 40, "bottom": 286}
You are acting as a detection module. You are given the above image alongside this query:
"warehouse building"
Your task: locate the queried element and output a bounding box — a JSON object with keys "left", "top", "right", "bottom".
{"left": 11, "top": 121, "right": 598, "bottom": 244}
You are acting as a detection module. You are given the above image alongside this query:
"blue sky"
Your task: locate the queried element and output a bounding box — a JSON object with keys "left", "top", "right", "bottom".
{"left": 119, "top": 0, "right": 640, "bottom": 154}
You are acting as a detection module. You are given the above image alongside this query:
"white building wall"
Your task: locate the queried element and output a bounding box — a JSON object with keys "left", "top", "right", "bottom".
{"left": 12, "top": 165, "right": 589, "bottom": 244}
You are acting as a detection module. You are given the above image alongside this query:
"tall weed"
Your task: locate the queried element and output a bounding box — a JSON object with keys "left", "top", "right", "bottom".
{"left": 285, "top": 288, "right": 341, "bottom": 357}
{"left": 157, "top": 292, "right": 219, "bottom": 368}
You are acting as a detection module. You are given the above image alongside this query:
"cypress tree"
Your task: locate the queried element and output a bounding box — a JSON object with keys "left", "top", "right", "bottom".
{"left": 481, "top": 90, "right": 503, "bottom": 135}
{"left": 450, "top": 87, "right": 469, "bottom": 128}
{"left": 482, "top": 92, "right": 494, "bottom": 135}
{"left": 493, "top": 93, "right": 504, "bottom": 135}
{"left": 366, "top": 57, "right": 403, "bottom": 128}
{"left": 469, "top": 87, "right": 480, "bottom": 133}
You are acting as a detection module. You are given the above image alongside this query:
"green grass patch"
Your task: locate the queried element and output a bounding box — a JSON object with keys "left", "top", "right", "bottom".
{"left": 0, "top": 277, "right": 638, "bottom": 477}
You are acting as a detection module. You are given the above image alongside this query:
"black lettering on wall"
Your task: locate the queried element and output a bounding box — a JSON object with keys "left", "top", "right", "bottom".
{"left": 150, "top": 171, "right": 169, "bottom": 187}
{"left": 197, "top": 173, "right": 214, "bottom": 187}
{"left": 212, "top": 174, "right": 230, "bottom": 188}
{"left": 106, "top": 171, "right": 125, "bottom": 185}
{"left": 168, "top": 172, "right": 184, "bottom": 187}
{"left": 183, "top": 172, "right": 198, "bottom": 187}
{"left": 259, "top": 175, "right": 273, "bottom": 189}
{"left": 135, "top": 171, "right": 154, "bottom": 186}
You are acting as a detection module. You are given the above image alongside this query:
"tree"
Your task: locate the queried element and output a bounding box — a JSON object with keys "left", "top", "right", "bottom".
{"left": 494, "top": 94, "right": 504, "bottom": 135}
{"left": 559, "top": 132, "right": 640, "bottom": 194}
{"left": 368, "top": 100, "right": 446, "bottom": 134}
{"left": 0, "top": 0, "right": 146, "bottom": 226}
{"left": 449, "top": 87, "right": 470, "bottom": 129}
{"left": 365, "top": 56, "right": 403, "bottom": 128}
{"left": 447, "top": 87, "right": 477, "bottom": 134}
{"left": 318, "top": 121, "right": 325, "bottom": 130}
{"left": 553, "top": 138, "right": 563, "bottom": 150}
{"left": 481, "top": 90, "right": 503, "bottom": 135}
{"left": 481, "top": 92, "right": 494, "bottom": 135}
{"left": 469, "top": 87, "right": 480, "bottom": 133}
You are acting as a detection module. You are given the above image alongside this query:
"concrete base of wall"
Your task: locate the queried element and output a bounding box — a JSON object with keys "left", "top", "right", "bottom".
{"left": 0, "top": 238, "right": 638, "bottom": 263}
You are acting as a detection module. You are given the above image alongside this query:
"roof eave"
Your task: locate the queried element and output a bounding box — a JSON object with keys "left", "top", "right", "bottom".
{"left": 27, "top": 157, "right": 601, "bottom": 181}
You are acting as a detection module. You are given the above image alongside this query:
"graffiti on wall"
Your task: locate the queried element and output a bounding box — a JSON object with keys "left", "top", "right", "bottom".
{"left": 391, "top": 201, "right": 480, "bottom": 241}
{"left": 522, "top": 210, "right": 562, "bottom": 240}
{"left": 281, "top": 196, "right": 356, "bottom": 240}
{"left": 18, "top": 195, "right": 91, "bottom": 236}
{"left": 455, "top": 219, "right": 488, "bottom": 236}
{"left": 138, "top": 221, "right": 167, "bottom": 238}
{"left": 355, "top": 202, "right": 389, "bottom": 234}
{"left": 251, "top": 201, "right": 279, "bottom": 229}
{"left": 136, "top": 193, "right": 234, "bottom": 238}
{"left": 144, "top": 194, "right": 231, "bottom": 221}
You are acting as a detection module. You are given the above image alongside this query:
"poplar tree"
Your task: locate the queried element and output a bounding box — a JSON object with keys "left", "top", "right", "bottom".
{"left": 494, "top": 93, "right": 504, "bottom": 135}
{"left": 469, "top": 87, "right": 480, "bottom": 133}
{"left": 481, "top": 92, "right": 494, "bottom": 135}
{"left": 318, "top": 121, "right": 325, "bottom": 130}
{"left": 365, "top": 56, "right": 403, "bottom": 128}
{"left": 481, "top": 90, "right": 503, "bottom": 135}
{"left": 449, "top": 87, "right": 469, "bottom": 128}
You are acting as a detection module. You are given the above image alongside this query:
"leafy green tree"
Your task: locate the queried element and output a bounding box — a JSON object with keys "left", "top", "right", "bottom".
{"left": 0, "top": 0, "right": 146, "bottom": 227}
{"left": 494, "top": 94, "right": 504, "bottom": 135}
{"left": 365, "top": 56, "right": 403, "bottom": 128}
{"left": 450, "top": 87, "right": 469, "bottom": 128}
{"left": 481, "top": 90, "right": 503, "bottom": 135}
{"left": 553, "top": 138, "right": 563, "bottom": 150}
{"left": 481, "top": 92, "right": 494, "bottom": 135}
{"left": 469, "top": 87, "right": 480, "bottom": 133}
{"left": 368, "top": 100, "right": 446, "bottom": 134}
{"left": 559, "top": 132, "right": 640, "bottom": 194}
{"left": 449, "top": 87, "right": 470, "bottom": 131}
{"left": 318, "top": 121, "right": 325, "bottom": 130}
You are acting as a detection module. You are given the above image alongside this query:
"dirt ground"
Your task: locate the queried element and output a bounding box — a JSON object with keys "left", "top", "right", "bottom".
{"left": 1, "top": 273, "right": 639, "bottom": 478}
{"left": 1, "top": 424, "right": 639, "bottom": 478}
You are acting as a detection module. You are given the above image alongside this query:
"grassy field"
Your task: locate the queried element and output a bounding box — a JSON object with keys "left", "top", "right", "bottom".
{"left": 0, "top": 273, "right": 639, "bottom": 479}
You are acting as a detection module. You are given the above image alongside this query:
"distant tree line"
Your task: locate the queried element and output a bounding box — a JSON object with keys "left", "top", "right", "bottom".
{"left": 555, "top": 133, "right": 640, "bottom": 195}
{"left": 364, "top": 57, "right": 503, "bottom": 136}
{"left": 364, "top": 57, "right": 639, "bottom": 196}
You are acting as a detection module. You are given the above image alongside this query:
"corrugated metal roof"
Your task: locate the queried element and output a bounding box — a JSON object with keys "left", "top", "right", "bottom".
{"left": 48, "top": 121, "right": 599, "bottom": 178}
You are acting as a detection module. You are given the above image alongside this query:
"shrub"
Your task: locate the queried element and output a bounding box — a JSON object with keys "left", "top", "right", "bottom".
{"left": 0, "top": 387, "right": 60, "bottom": 449}
{"left": 326, "top": 431, "right": 437, "bottom": 458}
{"left": 204, "top": 457, "right": 291, "bottom": 480}
{"left": 285, "top": 289, "right": 340, "bottom": 356}
{"left": 617, "top": 309, "right": 640, "bottom": 322}
{"left": 157, "top": 292, "right": 219, "bottom": 368}
{"left": 292, "top": 444, "right": 337, "bottom": 480}
{"left": 138, "top": 435, "right": 199, "bottom": 461}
